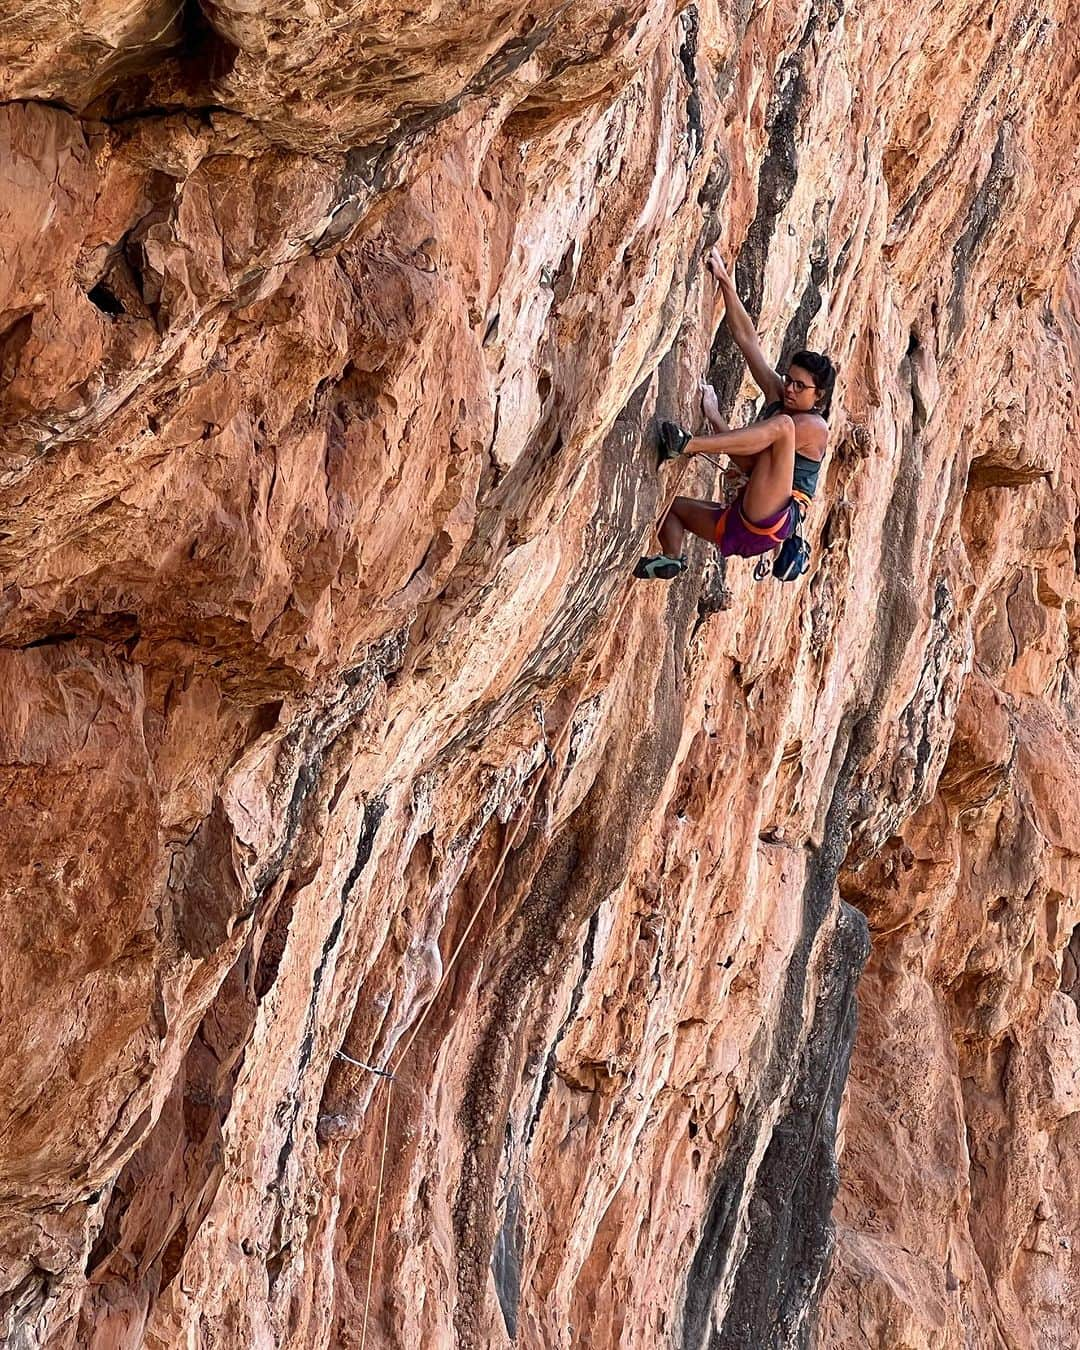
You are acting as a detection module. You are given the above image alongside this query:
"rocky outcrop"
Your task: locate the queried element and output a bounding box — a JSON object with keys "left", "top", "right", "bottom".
{"left": 1, "top": 2, "right": 1078, "bottom": 1347}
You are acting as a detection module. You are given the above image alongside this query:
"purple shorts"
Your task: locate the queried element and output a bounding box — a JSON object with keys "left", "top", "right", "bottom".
{"left": 715, "top": 489, "right": 794, "bottom": 558}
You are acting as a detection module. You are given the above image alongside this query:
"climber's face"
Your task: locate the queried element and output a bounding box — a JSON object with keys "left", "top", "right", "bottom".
{"left": 782, "top": 365, "right": 821, "bottom": 414}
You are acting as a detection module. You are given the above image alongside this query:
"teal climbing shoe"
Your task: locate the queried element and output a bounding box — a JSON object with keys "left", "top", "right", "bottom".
{"left": 657, "top": 420, "right": 691, "bottom": 465}
{"left": 633, "top": 553, "right": 687, "bottom": 580}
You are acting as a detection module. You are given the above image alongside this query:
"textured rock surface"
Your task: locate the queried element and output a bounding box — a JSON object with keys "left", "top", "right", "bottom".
{"left": 1, "top": 1, "right": 1078, "bottom": 1347}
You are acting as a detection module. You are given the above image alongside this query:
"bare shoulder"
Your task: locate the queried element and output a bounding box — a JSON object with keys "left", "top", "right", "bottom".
{"left": 791, "top": 411, "right": 828, "bottom": 459}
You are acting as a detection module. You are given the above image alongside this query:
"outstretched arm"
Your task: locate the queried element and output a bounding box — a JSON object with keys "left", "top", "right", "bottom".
{"left": 706, "top": 247, "right": 785, "bottom": 404}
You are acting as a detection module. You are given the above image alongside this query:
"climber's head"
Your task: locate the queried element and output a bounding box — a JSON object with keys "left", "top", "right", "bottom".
{"left": 783, "top": 351, "right": 836, "bottom": 419}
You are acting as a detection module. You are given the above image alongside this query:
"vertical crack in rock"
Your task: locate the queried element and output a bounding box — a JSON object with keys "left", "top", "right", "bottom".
{"left": 523, "top": 906, "right": 602, "bottom": 1155}
{"left": 887, "top": 575, "right": 959, "bottom": 826}
{"left": 779, "top": 209, "right": 830, "bottom": 366}
{"left": 292, "top": 793, "right": 389, "bottom": 1096}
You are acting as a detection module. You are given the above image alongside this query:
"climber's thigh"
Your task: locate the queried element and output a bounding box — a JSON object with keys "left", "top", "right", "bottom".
{"left": 742, "top": 441, "right": 796, "bottom": 522}
{"left": 667, "top": 496, "right": 725, "bottom": 543}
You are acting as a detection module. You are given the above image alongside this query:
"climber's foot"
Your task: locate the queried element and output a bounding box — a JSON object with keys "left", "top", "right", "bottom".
{"left": 657, "top": 420, "right": 691, "bottom": 465}
{"left": 633, "top": 553, "right": 688, "bottom": 580}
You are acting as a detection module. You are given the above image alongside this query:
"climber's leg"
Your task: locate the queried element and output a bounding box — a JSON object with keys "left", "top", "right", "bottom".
{"left": 659, "top": 414, "right": 793, "bottom": 478}
{"left": 660, "top": 496, "right": 725, "bottom": 556}
{"left": 683, "top": 413, "right": 794, "bottom": 461}
{"left": 741, "top": 415, "right": 796, "bottom": 522}
{"left": 634, "top": 496, "right": 725, "bottom": 580}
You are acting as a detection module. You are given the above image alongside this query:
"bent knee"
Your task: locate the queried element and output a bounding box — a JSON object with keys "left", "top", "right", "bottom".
{"left": 772, "top": 413, "right": 795, "bottom": 444}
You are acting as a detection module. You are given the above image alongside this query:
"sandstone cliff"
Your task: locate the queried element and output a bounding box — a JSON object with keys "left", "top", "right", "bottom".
{"left": 1, "top": 2, "right": 1079, "bottom": 1347}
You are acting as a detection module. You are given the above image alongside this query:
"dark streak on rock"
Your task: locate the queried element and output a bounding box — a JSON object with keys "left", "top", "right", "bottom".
{"left": 492, "top": 1180, "right": 524, "bottom": 1339}
{"left": 680, "top": 714, "right": 868, "bottom": 1349}
{"left": 779, "top": 235, "right": 829, "bottom": 367}
{"left": 947, "top": 122, "right": 1014, "bottom": 345}
{"left": 267, "top": 794, "right": 387, "bottom": 1285}
{"left": 709, "top": 13, "right": 818, "bottom": 414}
{"left": 679, "top": 7, "right": 703, "bottom": 168}
{"left": 888, "top": 3, "right": 1036, "bottom": 244}
{"left": 523, "top": 905, "right": 601, "bottom": 1154}
{"left": 447, "top": 465, "right": 702, "bottom": 1346}
{"left": 710, "top": 0, "right": 754, "bottom": 108}
{"left": 830, "top": 231, "right": 854, "bottom": 286}
{"left": 698, "top": 149, "right": 731, "bottom": 222}
{"left": 682, "top": 309, "right": 928, "bottom": 1349}
{"left": 317, "top": 4, "right": 574, "bottom": 250}
{"left": 16, "top": 630, "right": 79, "bottom": 649}
{"left": 904, "top": 576, "right": 954, "bottom": 804}
{"left": 175, "top": 798, "right": 249, "bottom": 960}
{"left": 710, "top": 905, "right": 868, "bottom": 1349}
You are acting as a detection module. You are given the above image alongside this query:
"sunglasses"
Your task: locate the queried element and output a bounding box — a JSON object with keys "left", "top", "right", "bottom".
{"left": 783, "top": 373, "right": 817, "bottom": 392}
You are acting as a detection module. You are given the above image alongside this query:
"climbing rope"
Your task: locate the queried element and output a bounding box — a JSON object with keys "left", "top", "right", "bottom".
{"left": 353, "top": 442, "right": 704, "bottom": 1349}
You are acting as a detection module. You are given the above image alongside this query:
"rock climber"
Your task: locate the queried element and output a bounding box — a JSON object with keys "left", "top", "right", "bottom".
{"left": 634, "top": 246, "right": 837, "bottom": 580}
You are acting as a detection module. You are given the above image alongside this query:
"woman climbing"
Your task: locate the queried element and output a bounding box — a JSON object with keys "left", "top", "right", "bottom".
{"left": 634, "top": 246, "right": 836, "bottom": 580}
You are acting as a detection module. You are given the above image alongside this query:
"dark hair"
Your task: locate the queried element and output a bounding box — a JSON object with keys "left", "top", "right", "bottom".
{"left": 790, "top": 350, "right": 837, "bottom": 419}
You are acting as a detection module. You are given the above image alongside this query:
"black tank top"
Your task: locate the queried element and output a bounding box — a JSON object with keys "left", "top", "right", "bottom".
{"left": 759, "top": 399, "right": 825, "bottom": 500}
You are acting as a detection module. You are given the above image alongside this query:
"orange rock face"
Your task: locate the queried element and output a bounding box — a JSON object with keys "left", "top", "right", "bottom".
{"left": 1, "top": 2, "right": 1078, "bottom": 1347}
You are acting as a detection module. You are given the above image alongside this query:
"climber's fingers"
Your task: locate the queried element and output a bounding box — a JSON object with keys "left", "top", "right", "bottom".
{"left": 705, "top": 246, "right": 729, "bottom": 282}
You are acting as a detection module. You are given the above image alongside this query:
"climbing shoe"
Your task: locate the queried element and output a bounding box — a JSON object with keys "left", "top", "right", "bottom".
{"left": 657, "top": 420, "right": 691, "bottom": 465}
{"left": 633, "top": 553, "right": 687, "bottom": 580}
